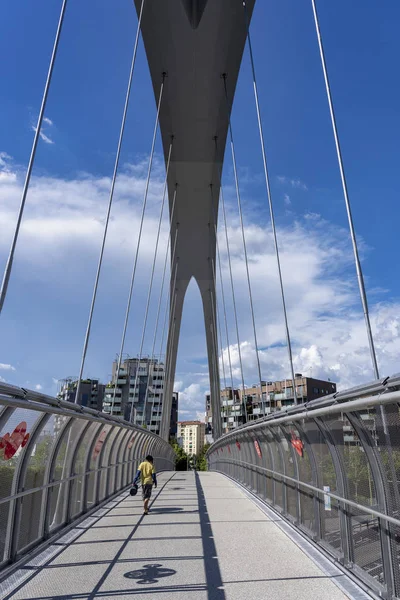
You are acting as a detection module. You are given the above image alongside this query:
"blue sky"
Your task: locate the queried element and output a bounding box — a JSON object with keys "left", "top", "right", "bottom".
{"left": 1, "top": 0, "right": 399, "bottom": 419}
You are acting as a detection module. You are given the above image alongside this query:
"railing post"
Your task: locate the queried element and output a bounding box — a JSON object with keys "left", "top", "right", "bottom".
{"left": 314, "top": 416, "right": 352, "bottom": 566}
{"left": 65, "top": 421, "right": 93, "bottom": 523}
{"left": 40, "top": 417, "right": 74, "bottom": 538}
{"left": 347, "top": 411, "right": 397, "bottom": 599}
{"left": 94, "top": 426, "right": 115, "bottom": 506}
{"left": 6, "top": 413, "right": 50, "bottom": 562}
{"left": 271, "top": 426, "right": 287, "bottom": 514}
{"left": 110, "top": 429, "right": 130, "bottom": 495}
{"left": 82, "top": 423, "right": 104, "bottom": 512}
{"left": 294, "top": 421, "right": 322, "bottom": 540}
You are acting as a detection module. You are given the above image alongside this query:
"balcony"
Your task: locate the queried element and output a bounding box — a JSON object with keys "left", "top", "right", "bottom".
{"left": 105, "top": 390, "right": 121, "bottom": 398}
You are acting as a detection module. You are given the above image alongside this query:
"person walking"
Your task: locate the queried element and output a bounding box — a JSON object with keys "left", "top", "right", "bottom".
{"left": 133, "top": 454, "right": 157, "bottom": 515}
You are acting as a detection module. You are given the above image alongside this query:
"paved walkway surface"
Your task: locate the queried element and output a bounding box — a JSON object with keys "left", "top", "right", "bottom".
{"left": 2, "top": 471, "right": 353, "bottom": 600}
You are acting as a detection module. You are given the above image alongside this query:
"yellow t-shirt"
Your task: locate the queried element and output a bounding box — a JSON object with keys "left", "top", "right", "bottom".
{"left": 138, "top": 460, "right": 155, "bottom": 485}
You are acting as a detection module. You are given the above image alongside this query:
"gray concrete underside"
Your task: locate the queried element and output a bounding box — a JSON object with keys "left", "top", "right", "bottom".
{"left": 2, "top": 472, "right": 353, "bottom": 600}
{"left": 134, "top": 1, "right": 256, "bottom": 439}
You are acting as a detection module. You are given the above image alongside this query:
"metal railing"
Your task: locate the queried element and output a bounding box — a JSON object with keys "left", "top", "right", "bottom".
{"left": 207, "top": 375, "right": 400, "bottom": 599}
{"left": 0, "top": 382, "right": 175, "bottom": 570}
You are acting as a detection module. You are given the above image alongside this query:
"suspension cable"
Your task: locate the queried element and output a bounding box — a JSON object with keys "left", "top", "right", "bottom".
{"left": 310, "top": 0, "right": 379, "bottom": 379}
{"left": 161, "top": 316, "right": 176, "bottom": 434}
{"left": 75, "top": 0, "right": 146, "bottom": 404}
{"left": 212, "top": 257, "right": 231, "bottom": 427}
{"left": 242, "top": 1, "right": 298, "bottom": 405}
{"left": 209, "top": 280, "right": 223, "bottom": 430}
{"left": 210, "top": 184, "right": 235, "bottom": 426}
{"left": 222, "top": 75, "right": 265, "bottom": 416}
{"left": 127, "top": 139, "right": 174, "bottom": 424}
{"left": 0, "top": 0, "right": 68, "bottom": 314}
{"left": 215, "top": 245, "right": 236, "bottom": 412}
{"left": 210, "top": 259, "right": 228, "bottom": 432}
{"left": 217, "top": 157, "right": 248, "bottom": 422}
{"left": 112, "top": 72, "right": 166, "bottom": 412}
{"left": 143, "top": 188, "right": 178, "bottom": 427}
{"left": 210, "top": 260, "right": 227, "bottom": 392}
{"left": 209, "top": 320, "right": 221, "bottom": 437}
{"left": 157, "top": 258, "right": 179, "bottom": 431}
{"left": 158, "top": 283, "right": 178, "bottom": 439}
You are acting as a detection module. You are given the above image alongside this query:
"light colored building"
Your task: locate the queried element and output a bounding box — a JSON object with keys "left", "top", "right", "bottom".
{"left": 177, "top": 421, "right": 205, "bottom": 456}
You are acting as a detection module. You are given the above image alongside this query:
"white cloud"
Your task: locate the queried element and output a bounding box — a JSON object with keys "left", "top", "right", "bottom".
{"left": 0, "top": 152, "right": 12, "bottom": 168}
{"left": 0, "top": 152, "right": 169, "bottom": 289}
{"left": 174, "top": 382, "right": 205, "bottom": 415}
{"left": 0, "top": 152, "right": 17, "bottom": 182}
{"left": 43, "top": 117, "right": 53, "bottom": 126}
{"left": 40, "top": 132, "right": 54, "bottom": 145}
{"left": 214, "top": 214, "right": 400, "bottom": 393}
{"left": 35, "top": 384, "right": 43, "bottom": 390}
{"left": 283, "top": 193, "right": 291, "bottom": 206}
{"left": 31, "top": 126, "right": 54, "bottom": 145}
{"left": 0, "top": 363, "right": 15, "bottom": 384}
{"left": 1, "top": 151, "right": 398, "bottom": 419}
{"left": 0, "top": 363, "right": 16, "bottom": 371}
{"left": 277, "top": 175, "right": 308, "bottom": 191}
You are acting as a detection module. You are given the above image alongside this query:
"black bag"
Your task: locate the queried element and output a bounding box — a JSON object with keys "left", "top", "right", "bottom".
{"left": 129, "top": 483, "right": 138, "bottom": 496}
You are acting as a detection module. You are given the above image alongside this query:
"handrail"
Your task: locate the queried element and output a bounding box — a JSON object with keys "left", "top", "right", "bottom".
{"left": 0, "top": 383, "right": 175, "bottom": 570}
{"left": 207, "top": 378, "right": 400, "bottom": 598}
{"left": 209, "top": 376, "right": 400, "bottom": 448}
{"left": 0, "top": 382, "right": 158, "bottom": 435}
{"left": 216, "top": 457, "right": 400, "bottom": 529}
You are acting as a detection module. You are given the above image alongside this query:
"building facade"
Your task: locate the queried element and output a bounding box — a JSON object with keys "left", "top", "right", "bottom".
{"left": 206, "top": 374, "right": 337, "bottom": 436}
{"left": 102, "top": 357, "right": 178, "bottom": 437}
{"left": 170, "top": 392, "right": 179, "bottom": 438}
{"left": 177, "top": 421, "right": 205, "bottom": 456}
{"left": 57, "top": 378, "right": 105, "bottom": 411}
{"left": 245, "top": 374, "right": 337, "bottom": 418}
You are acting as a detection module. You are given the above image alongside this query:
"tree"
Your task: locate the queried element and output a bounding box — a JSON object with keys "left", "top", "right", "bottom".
{"left": 196, "top": 443, "right": 211, "bottom": 471}
{"left": 169, "top": 438, "right": 188, "bottom": 471}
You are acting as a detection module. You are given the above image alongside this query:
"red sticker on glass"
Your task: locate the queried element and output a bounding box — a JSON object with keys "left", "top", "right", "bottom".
{"left": 290, "top": 432, "right": 304, "bottom": 458}
{"left": 254, "top": 440, "right": 262, "bottom": 458}
{"left": 0, "top": 422, "right": 30, "bottom": 460}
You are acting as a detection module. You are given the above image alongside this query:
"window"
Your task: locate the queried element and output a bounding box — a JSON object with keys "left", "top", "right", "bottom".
{"left": 313, "top": 387, "right": 319, "bottom": 394}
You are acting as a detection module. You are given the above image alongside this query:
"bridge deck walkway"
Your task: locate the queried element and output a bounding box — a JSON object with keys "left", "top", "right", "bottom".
{"left": 3, "top": 471, "right": 351, "bottom": 600}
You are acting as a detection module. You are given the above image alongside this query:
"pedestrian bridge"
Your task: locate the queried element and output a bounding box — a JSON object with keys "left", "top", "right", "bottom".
{"left": 1, "top": 1, "right": 399, "bottom": 598}
{"left": 0, "top": 471, "right": 360, "bottom": 600}
{"left": 2, "top": 379, "right": 400, "bottom": 599}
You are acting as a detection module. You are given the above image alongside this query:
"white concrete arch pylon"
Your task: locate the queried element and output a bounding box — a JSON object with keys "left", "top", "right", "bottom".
{"left": 135, "top": 0, "right": 256, "bottom": 440}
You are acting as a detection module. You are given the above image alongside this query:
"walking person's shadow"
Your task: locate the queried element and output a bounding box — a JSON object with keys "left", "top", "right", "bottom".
{"left": 124, "top": 563, "right": 176, "bottom": 584}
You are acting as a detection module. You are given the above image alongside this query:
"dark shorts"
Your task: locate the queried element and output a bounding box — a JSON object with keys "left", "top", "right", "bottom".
{"left": 142, "top": 484, "right": 153, "bottom": 500}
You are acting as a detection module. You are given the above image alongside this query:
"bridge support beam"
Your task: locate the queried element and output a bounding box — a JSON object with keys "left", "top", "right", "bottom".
{"left": 135, "top": 0, "right": 255, "bottom": 440}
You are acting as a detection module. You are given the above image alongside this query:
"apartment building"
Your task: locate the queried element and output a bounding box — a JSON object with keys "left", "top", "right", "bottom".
{"left": 245, "top": 374, "right": 337, "bottom": 419}
{"left": 206, "top": 374, "right": 337, "bottom": 435}
{"left": 102, "top": 357, "right": 178, "bottom": 436}
{"left": 57, "top": 378, "right": 105, "bottom": 411}
{"left": 177, "top": 421, "right": 205, "bottom": 456}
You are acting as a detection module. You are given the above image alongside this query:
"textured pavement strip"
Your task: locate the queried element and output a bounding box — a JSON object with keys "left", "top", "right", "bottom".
{"left": 2, "top": 471, "right": 360, "bottom": 600}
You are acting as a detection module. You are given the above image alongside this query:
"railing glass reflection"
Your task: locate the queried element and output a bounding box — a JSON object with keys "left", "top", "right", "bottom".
{"left": 208, "top": 376, "right": 400, "bottom": 599}
{"left": 0, "top": 383, "right": 174, "bottom": 568}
